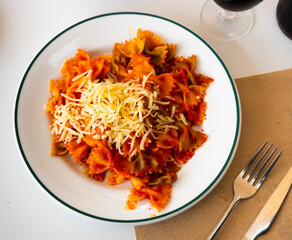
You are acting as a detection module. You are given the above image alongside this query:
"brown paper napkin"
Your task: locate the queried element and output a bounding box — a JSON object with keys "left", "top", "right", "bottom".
{"left": 135, "top": 69, "right": 292, "bottom": 240}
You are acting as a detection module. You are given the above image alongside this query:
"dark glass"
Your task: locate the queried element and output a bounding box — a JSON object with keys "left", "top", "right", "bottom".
{"left": 276, "top": 0, "right": 292, "bottom": 39}
{"left": 214, "top": 0, "right": 263, "bottom": 12}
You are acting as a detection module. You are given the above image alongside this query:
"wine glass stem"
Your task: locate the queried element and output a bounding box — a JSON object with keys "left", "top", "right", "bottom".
{"left": 220, "top": 9, "right": 236, "bottom": 21}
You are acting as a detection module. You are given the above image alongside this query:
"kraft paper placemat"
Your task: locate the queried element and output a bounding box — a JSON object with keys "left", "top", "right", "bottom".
{"left": 135, "top": 69, "right": 292, "bottom": 240}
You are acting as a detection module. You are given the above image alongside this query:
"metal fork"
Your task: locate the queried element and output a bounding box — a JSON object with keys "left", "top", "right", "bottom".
{"left": 206, "top": 140, "right": 283, "bottom": 240}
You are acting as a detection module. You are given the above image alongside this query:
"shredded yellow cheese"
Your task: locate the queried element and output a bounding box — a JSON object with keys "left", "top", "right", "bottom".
{"left": 51, "top": 72, "right": 182, "bottom": 154}
{"left": 179, "top": 113, "right": 188, "bottom": 126}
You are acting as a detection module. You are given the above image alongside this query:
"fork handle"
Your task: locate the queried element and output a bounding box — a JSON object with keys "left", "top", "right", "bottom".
{"left": 206, "top": 196, "right": 241, "bottom": 240}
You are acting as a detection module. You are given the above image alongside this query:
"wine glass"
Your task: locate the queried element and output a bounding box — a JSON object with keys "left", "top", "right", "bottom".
{"left": 200, "top": 0, "right": 263, "bottom": 41}
{"left": 277, "top": 0, "right": 292, "bottom": 40}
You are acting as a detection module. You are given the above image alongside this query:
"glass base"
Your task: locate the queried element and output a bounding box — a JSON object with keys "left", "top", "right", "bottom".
{"left": 200, "top": 0, "right": 255, "bottom": 41}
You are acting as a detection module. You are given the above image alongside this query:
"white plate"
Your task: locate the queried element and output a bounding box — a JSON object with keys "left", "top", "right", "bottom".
{"left": 14, "top": 12, "right": 241, "bottom": 225}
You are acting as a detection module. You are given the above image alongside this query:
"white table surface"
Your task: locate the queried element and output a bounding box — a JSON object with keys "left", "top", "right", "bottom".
{"left": 1, "top": 0, "right": 291, "bottom": 239}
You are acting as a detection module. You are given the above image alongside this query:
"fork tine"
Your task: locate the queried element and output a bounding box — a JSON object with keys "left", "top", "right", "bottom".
{"left": 240, "top": 140, "right": 268, "bottom": 176}
{"left": 245, "top": 143, "right": 273, "bottom": 181}
{"left": 249, "top": 146, "right": 277, "bottom": 184}
{"left": 255, "top": 149, "right": 283, "bottom": 189}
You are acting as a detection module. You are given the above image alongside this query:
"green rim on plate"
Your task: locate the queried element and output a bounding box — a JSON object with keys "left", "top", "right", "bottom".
{"left": 14, "top": 12, "right": 241, "bottom": 223}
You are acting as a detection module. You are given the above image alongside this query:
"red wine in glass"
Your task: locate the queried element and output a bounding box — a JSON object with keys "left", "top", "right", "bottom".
{"left": 276, "top": 0, "right": 292, "bottom": 39}
{"left": 214, "top": 0, "right": 263, "bottom": 12}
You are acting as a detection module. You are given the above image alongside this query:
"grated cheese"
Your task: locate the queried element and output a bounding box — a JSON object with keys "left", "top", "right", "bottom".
{"left": 72, "top": 69, "right": 92, "bottom": 82}
{"left": 51, "top": 71, "right": 186, "bottom": 154}
{"left": 179, "top": 113, "right": 188, "bottom": 126}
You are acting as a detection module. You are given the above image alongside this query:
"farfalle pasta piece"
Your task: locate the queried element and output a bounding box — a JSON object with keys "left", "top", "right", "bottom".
{"left": 151, "top": 73, "right": 176, "bottom": 99}
{"left": 61, "top": 49, "right": 111, "bottom": 87}
{"left": 50, "top": 139, "right": 68, "bottom": 156}
{"left": 111, "top": 43, "right": 128, "bottom": 72}
{"left": 46, "top": 78, "right": 66, "bottom": 114}
{"left": 111, "top": 152, "right": 133, "bottom": 179}
{"left": 66, "top": 140, "right": 91, "bottom": 164}
{"left": 172, "top": 68, "right": 188, "bottom": 86}
{"left": 83, "top": 166, "right": 106, "bottom": 182}
{"left": 46, "top": 98, "right": 58, "bottom": 115}
{"left": 174, "top": 55, "right": 197, "bottom": 71}
{"left": 173, "top": 150, "right": 195, "bottom": 164}
{"left": 144, "top": 42, "right": 168, "bottom": 67}
{"left": 131, "top": 153, "right": 147, "bottom": 176}
{"left": 156, "top": 132, "right": 178, "bottom": 149}
{"left": 96, "top": 55, "right": 112, "bottom": 79}
{"left": 146, "top": 149, "right": 171, "bottom": 174}
{"left": 86, "top": 143, "right": 112, "bottom": 175}
{"left": 61, "top": 49, "right": 91, "bottom": 86}
{"left": 130, "top": 176, "right": 146, "bottom": 190}
{"left": 94, "top": 55, "right": 112, "bottom": 79}
{"left": 129, "top": 54, "right": 155, "bottom": 79}
{"left": 127, "top": 185, "right": 172, "bottom": 212}
{"left": 173, "top": 55, "right": 197, "bottom": 84}
{"left": 174, "top": 81, "right": 199, "bottom": 111}
{"left": 189, "top": 85, "right": 207, "bottom": 102}
{"left": 65, "top": 77, "right": 87, "bottom": 99}
{"left": 165, "top": 43, "right": 177, "bottom": 62}
{"left": 114, "top": 64, "right": 131, "bottom": 81}
{"left": 107, "top": 169, "right": 127, "bottom": 185}
{"left": 137, "top": 29, "right": 164, "bottom": 49}
{"left": 190, "top": 128, "right": 208, "bottom": 150}
{"left": 82, "top": 135, "right": 100, "bottom": 148}
{"left": 176, "top": 122, "right": 192, "bottom": 152}
{"left": 186, "top": 101, "right": 207, "bottom": 126}
{"left": 126, "top": 187, "right": 148, "bottom": 210}
{"left": 192, "top": 73, "right": 214, "bottom": 86}
{"left": 148, "top": 172, "right": 177, "bottom": 186}
{"left": 48, "top": 78, "right": 67, "bottom": 99}
{"left": 116, "top": 38, "right": 146, "bottom": 58}
{"left": 130, "top": 148, "right": 171, "bottom": 177}
{"left": 92, "top": 172, "right": 106, "bottom": 182}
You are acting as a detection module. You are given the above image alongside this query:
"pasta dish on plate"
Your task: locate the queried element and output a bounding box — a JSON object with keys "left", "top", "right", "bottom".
{"left": 46, "top": 29, "right": 213, "bottom": 212}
